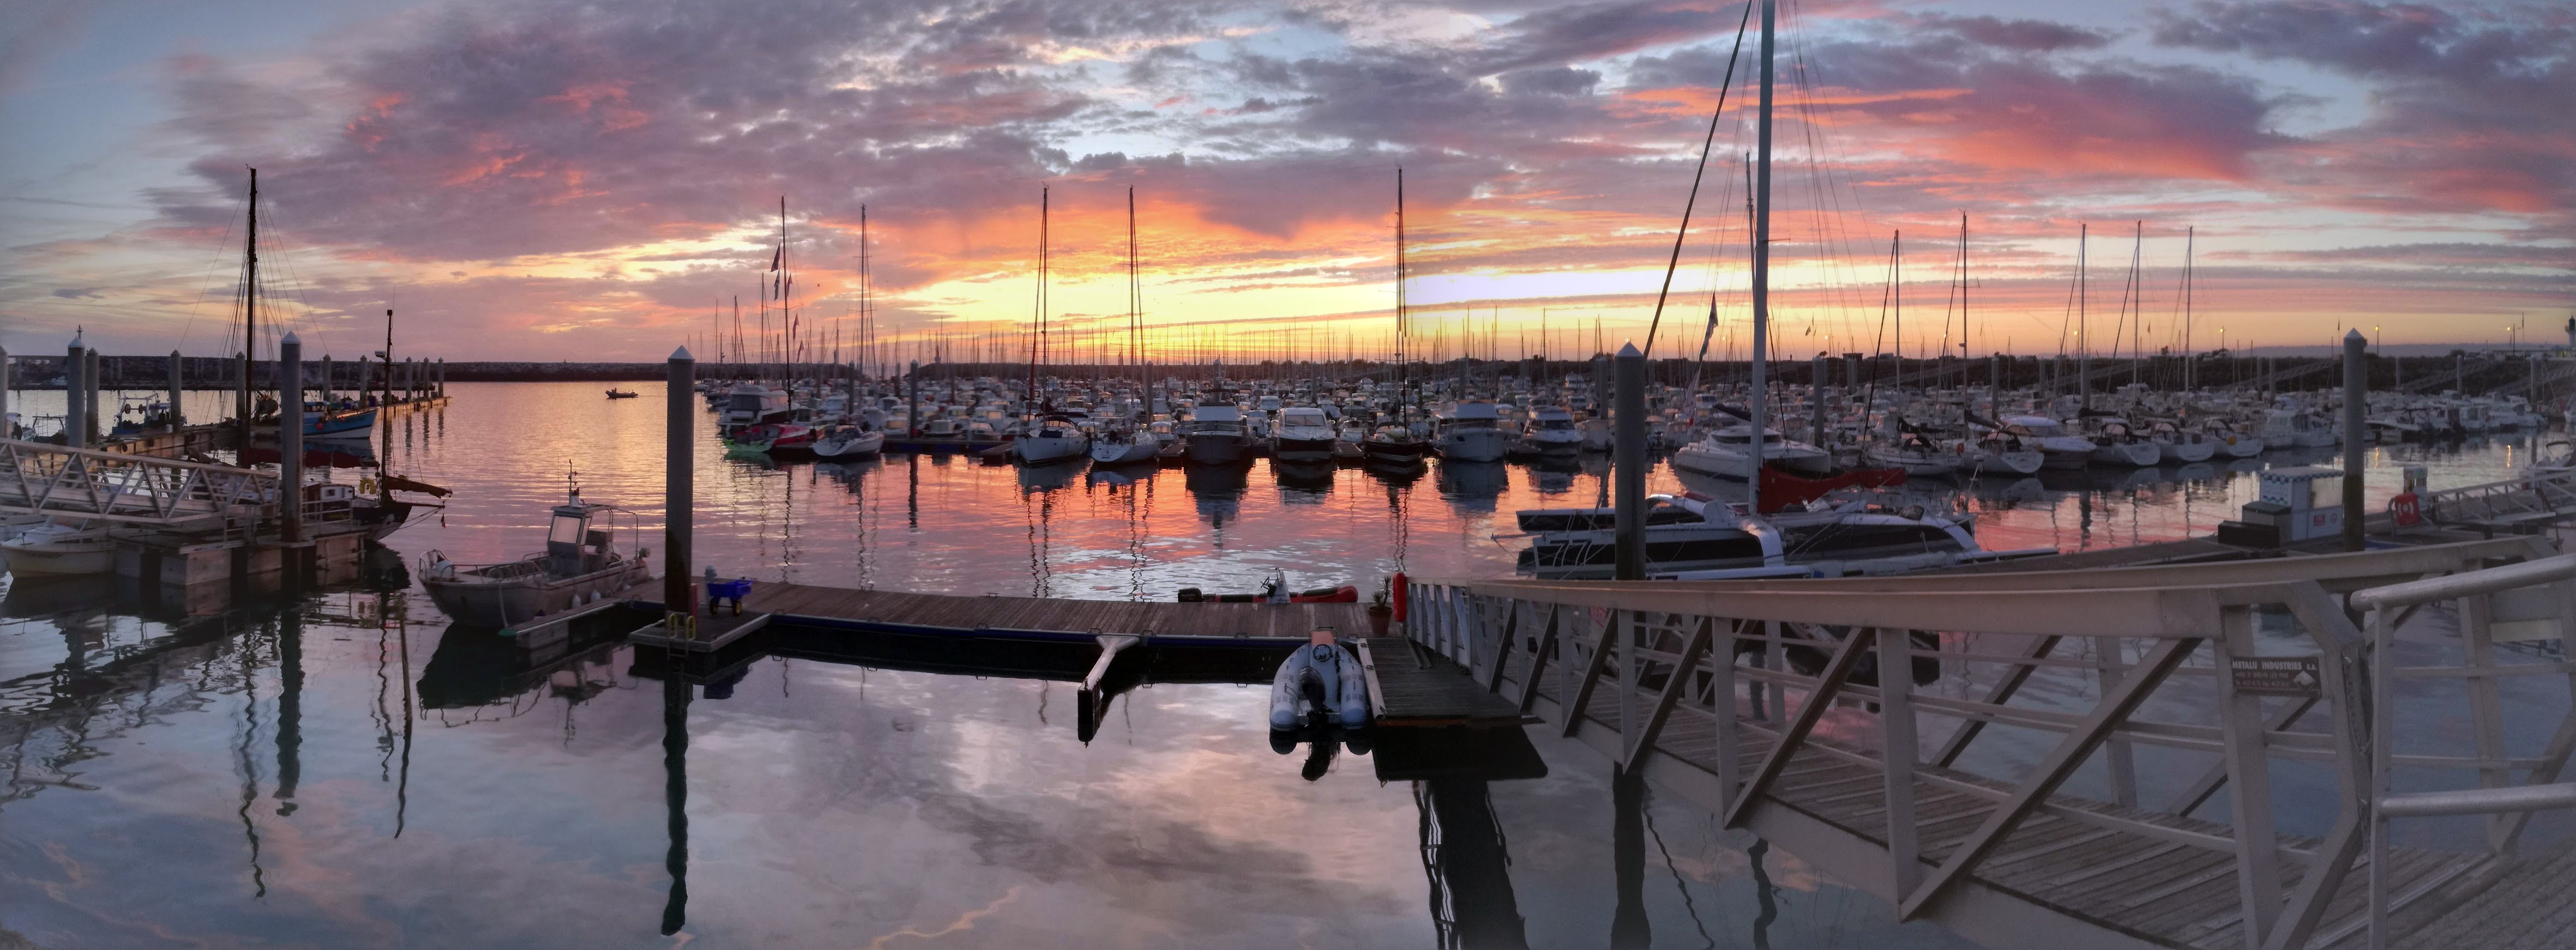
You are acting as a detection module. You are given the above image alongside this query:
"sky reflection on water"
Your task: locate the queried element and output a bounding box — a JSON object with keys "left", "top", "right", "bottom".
{"left": 0, "top": 382, "right": 2553, "bottom": 948}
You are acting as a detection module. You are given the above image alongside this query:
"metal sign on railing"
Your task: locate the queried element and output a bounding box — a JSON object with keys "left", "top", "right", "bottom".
{"left": 2229, "top": 657, "right": 2322, "bottom": 696}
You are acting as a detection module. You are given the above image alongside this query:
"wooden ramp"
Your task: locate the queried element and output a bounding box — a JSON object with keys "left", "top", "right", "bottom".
{"left": 1356, "top": 637, "right": 1534, "bottom": 727}
{"left": 1404, "top": 537, "right": 2576, "bottom": 950}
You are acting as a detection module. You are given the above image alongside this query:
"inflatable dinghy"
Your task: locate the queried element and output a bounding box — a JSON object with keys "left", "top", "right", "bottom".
{"left": 1269, "top": 635, "right": 1370, "bottom": 730}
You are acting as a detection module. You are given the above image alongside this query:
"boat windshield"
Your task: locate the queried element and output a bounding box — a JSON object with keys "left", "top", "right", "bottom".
{"left": 549, "top": 513, "right": 587, "bottom": 546}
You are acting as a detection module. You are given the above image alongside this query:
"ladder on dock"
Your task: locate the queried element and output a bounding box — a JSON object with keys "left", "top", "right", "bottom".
{"left": 1409, "top": 536, "right": 2576, "bottom": 949}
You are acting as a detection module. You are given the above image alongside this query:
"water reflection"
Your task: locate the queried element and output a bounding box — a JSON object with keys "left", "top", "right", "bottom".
{"left": 0, "top": 383, "right": 2555, "bottom": 948}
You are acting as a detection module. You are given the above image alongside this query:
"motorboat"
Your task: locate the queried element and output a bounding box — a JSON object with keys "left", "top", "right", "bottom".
{"left": 1436, "top": 401, "right": 1511, "bottom": 462}
{"left": 1995, "top": 416, "right": 2096, "bottom": 470}
{"left": 605, "top": 389, "right": 639, "bottom": 400}
{"left": 725, "top": 422, "right": 813, "bottom": 457}
{"left": 0, "top": 521, "right": 116, "bottom": 576}
{"left": 1521, "top": 407, "right": 1585, "bottom": 457}
{"left": 718, "top": 382, "right": 792, "bottom": 429}
{"left": 2260, "top": 410, "right": 2336, "bottom": 449}
{"left": 1272, "top": 407, "right": 1338, "bottom": 463}
{"left": 1670, "top": 425, "right": 1831, "bottom": 479}
{"left": 1513, "top": 491, "right": 2015, "bottom": 580}
{"left": 1012, "top": 413, "right": 1091, "bottom": 465}
{"left": 1182, "top": 400, "right": 1255, "bottom": 465}
{"left": 419, "top": 488, "right": 649, "bottom": 627}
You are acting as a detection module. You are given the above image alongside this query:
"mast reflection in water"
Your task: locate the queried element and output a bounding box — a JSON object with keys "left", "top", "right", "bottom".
{"left": 0, "top": 382, "right": 2544, "bottom": 947}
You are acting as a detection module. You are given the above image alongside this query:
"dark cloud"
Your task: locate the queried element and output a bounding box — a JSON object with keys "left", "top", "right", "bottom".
{"left": 1913, "top": 14, "right": 2112, "bottom": 52}
{"left": 51, "top": 287, "right": 101, "bottom": 299}
{"left": 2152, "top": 1, "right": 2574, "bottom": 221}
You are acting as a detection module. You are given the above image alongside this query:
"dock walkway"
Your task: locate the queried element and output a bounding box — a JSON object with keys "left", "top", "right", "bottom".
{"left": 1407, "top": 536, "right": 2576, "bottom": 949}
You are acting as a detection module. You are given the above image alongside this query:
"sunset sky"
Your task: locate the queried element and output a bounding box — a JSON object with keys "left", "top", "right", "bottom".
{"left": 1, "top": 0, "right": 2567, "bottom": 365}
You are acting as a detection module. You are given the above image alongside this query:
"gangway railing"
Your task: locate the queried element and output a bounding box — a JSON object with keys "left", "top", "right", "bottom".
{"left": 1406, "top": 536, "right": 2571, "bottom": 950}
{"left": 0, "top": 438, "right": 275, "bottom": 525}
{"left": 2355, "top": 554, "right": 2576, "bottom": 949}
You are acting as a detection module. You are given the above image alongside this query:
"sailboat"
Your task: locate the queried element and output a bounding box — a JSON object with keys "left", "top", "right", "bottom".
{"left": 1512, "top": 0, "right": 2010, "bottom": 579}
{"left": 1012, "top": 187, "right": 1090, "bottom": 465}
{"left": 1092, "top": 189, "right": 1162, "bottom": 466}
{"left": 1361, "top": 168, "right": 1429, "bottom": 468}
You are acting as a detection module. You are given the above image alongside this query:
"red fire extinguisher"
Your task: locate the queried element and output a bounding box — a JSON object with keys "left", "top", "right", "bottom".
{"left": 1390, "top": 571, "right": 1408, "bottom": 624}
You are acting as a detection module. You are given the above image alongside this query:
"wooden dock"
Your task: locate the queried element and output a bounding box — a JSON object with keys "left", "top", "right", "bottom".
{"left": 1406, "top": 536, "right": 2576, "bottom": 950}
{"left": 622, "top": 580, "right": 1374, "bottom": 645}
{"left": 1356, "top": 637, "right": 1533, "bottom": 727}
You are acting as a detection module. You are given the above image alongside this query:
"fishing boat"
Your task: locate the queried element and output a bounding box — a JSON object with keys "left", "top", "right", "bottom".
{"left": 418, "top": 486, "right": 649, "bottom": 627}
{"left": 0, "top": 521, "right": 116, "bottom": 576}
{"left": 305, "top": 404, "right": 379, "bottom": 437}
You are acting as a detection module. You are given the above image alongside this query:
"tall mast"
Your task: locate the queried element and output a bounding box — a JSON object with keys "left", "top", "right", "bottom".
{"left": 2182, "top": 226, "right": 2195, "bottom": 390}
{"left": 1959, "top": 214, "right": 1970, "bottom": 386}
{"left": 1029, "top": 187, "right": 1047, "bottom": 409}
{"left": 1395, "top": 168, "right": 1409, "bottom": 395}
{"left": 239, "top": 167, "right": 259, "bottom": 449}
{"left": 859, "top": 205, "right": 871, "bottom": 381}
{"left": 1747, "top": 0, "right": 1775, "bottom": 513}
{"left": 1127, "top": 187, "right": 1140, "bottom": 388}
{"left": 2076, "top": 222, "right": 2089, "bottom": 409}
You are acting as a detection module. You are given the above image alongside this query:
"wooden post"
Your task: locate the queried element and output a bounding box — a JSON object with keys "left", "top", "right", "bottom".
{"left": 168, "top": 350, "right": 184, "bottom": 429}
{"left": 1877, "top": 625, "right": 1921, "bottom": 897}
{"left": 279, "top": 332, "right": 304, "bottom": 543}
{"left": 0, "top": 347, "right": 9, "bottom": 438}
{"left": 666, "top": 347, "right": 696, "bottom": 619}
{"left": 2214, "top": 608, "right": 2284, "bottom": 947}
{"left": 1614, "top": 342, "right": 1646, "bottom": 579}
{"left": 2342, "top": 328, "right": 2366, "bottom": 551}
{"left": 85, "top": 348, "right": 101, "bottom": 444}
{"left": 2096, "top": 637, "right": 2141, "bottom": 808}
{"left": 64, "top": 332, "right": 85, "bottom": 449}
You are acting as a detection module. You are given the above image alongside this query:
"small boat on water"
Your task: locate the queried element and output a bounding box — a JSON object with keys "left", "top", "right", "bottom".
{"left": 725, "top": 421, "right": 813, "bottom": 457}
{"left": 1090, "top": 418, "right": 1161, "bottom": 465}
{"left": 0, "top": 521, "right": 116, "bottom": 576}
{"left": 1268, "top": 630, "right": 1370, "bottom": 730}
{"left": 1361, "top": 421, "right": 1428, "bottom": 465}
{"left": 811, "top": 423, "right": 884, "bottom": 460}
{"left": 1013, "top": 413, "right": 1091, "bottom": 465}
{"left": 419, "top": 487, "right": 649, "bottom": 627}
{"left": 605, "top": 389, "right": 639, "bottom": 400}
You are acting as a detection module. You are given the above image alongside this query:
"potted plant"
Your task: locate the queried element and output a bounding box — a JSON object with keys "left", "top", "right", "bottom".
{"left": 1367, "top": 582, "right": 1393, "bottom": 636}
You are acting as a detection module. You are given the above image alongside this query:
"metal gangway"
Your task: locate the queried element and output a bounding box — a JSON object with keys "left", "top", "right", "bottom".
{"left": 0, "top": 438, "right": 276, "bottom": 527}
{"left": 1408, "top": 535, "right": 2576, "bottom": 949}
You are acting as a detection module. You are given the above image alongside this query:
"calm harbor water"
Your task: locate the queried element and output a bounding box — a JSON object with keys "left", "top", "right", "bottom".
{"left": 0, "top": 381, "right": 2557, "bottom": 948}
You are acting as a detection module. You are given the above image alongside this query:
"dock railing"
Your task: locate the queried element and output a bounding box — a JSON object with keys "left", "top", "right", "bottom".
{"left": 1408, "top": 536, "right": 2568, "bottom": 950}
{"left": 0, "top": 437, "right": 275, "bottom": 525}
{"left": 2354, "top": 552, "right": 2576, "bottom": 950}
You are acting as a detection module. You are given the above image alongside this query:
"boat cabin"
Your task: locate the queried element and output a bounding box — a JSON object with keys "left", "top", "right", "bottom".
{"left": 546, "top": 497, "right": 623, "bottom": 577}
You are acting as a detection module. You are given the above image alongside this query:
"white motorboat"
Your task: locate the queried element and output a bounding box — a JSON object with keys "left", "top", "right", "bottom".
{"left": 1521, "top": 407, "right": 1585, "bottom": 456}
{"left": 1514, "top": 492, "right": 2012, "bottom": 580}
{"left": 1995, "top": 416, "right": 2097, "bottom": 470}
{"left": 1436, "top": 401, "right": 1511, "bottom": 462}
{"left": 2260, "top": 410, "right": 2336, "bottom": 449}
{"left": 1012, "top": 413, "right": 1090, "bottom": 465}
{"left": 1183, "top": 400, "right": 1255, "bottom": 465}
{"left": 420, "top": 489, "right": 649, "bottom": 627}
{"left": 1272, "top": 407, "right": 1338, "bottom": 463}
{"left": 1670, "top": 425, "right": 1832, "bottom": 479}
{"left": 0, "top": 522, "right": 116, "bottom": 576}
{"left": 718, "top": 382, "right": 792, "bottom": 429}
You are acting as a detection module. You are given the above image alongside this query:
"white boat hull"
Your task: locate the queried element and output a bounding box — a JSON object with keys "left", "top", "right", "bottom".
{"left": 1671, "top": 442, "right": 1833, "bottom": 480}
{"left": 813, "top": 430, "right": 885, "bottom": 459}
{"left": 1014, "top": 434, "right": 1090, "bottom": 465}
{"left": 1971, "top": 450, "right": 2046, "bottom": 476}
{"left": 1, "top": 535, "right": 116, "bottom": 576}
{"left": 1090, "top": 439, "right": 1160, "bottom": 464}
{"left": 2090, "top": 442, "right": 2163, "bottom": 467}
{"left": 1440, "top": 427, "right": 1510, "bottom": 463}
{"left": 2157, "top": 440, "right": 2216, "bottom": 463}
